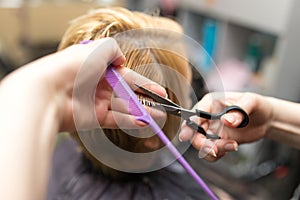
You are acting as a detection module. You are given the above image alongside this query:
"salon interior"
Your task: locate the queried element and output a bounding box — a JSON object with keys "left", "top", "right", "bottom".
{"left": 1, "top": 0, "right": 300, "bottom": 199}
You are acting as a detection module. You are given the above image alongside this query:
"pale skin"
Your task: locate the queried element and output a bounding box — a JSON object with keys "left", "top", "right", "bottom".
{"left": 2, "top": 37, "right": 300, "bottom": 200}
{"left": 179, "top": 92, "right": 300, "bottom": 162}
{"left": 0, "top": 38, "right": 166, "bottom": 200}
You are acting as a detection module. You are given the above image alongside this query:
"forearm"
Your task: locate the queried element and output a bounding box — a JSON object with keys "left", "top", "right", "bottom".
{"left": 0, "top": 64, "right": 60, "bottom": 200}
{"left": 266, "top": 96, "right": 300, "bottom": 149}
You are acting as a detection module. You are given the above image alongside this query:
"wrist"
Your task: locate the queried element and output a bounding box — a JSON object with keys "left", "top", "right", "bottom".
{"left": 265, "top": 96, "right": 300, "bottom": 149}
{"left": 0, "top": 56, "right": 62, "bottom": 131}
{"left": 264, "top": 96, "right": 276, "bottom": 137}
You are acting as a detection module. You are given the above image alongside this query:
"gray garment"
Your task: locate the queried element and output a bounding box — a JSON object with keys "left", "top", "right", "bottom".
{"left": 47, "top": 137, "right": 209, "bottom": 200}
{"left": 291, "top": 183, "right": 300, "bottom": 200}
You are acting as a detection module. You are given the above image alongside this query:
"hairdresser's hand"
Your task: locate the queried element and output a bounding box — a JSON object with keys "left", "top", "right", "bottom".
{"left": 179, "top": 92, "right": 273, "bottom": 162}
{"left": 0, "top": 38, "right": 167, "bottom": 200}
{"left": 53, "top": 38, "right": 166, "bottom": 131}
{"left": 1, "top": 38, "right": 166, "bottom": 133}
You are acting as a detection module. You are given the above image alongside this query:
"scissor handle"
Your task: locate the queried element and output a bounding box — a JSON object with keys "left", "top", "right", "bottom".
{"left": 186, "top": 120, "right": 221, "bottom": 139}
{"left": 196, "top": 105, "right": 249, "bottom": 128}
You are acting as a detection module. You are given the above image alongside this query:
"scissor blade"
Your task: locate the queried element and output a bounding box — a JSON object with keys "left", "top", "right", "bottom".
{"left": 152, "top": 103, "right": 182, "bottom": 117}
{"left": 134, "top": 84, "right": 180, "bottom": 108}
{"left": 134, "top": 84, "right": 196, "bottom": 119}
{"left": 152, "top": 103, "right": 196, "bottom": 118}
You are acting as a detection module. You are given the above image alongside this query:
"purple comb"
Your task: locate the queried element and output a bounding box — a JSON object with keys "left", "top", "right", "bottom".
{"left": 105, "top": 65, "right": 218, "bottom": 200}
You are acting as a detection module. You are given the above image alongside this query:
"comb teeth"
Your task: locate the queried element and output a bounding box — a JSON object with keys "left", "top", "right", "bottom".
{"left": 136, "top": 93, "right": 156, "bottom": 107}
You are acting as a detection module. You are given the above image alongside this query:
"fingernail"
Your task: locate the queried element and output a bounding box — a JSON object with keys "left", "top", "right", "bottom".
{"left": 178, "top": 133, "right": 184, "bottom": 142}
{"left": 199, "top": 147, "right": 217, "bottom": 158}
{"left": 165, "top": 92, "right": 168, "bottom": 98}
{"left": 135, "top": 120, "right": 147, "bottom": 127}
{"left": 211, "top": 148, "right": 217, "bottom": 157}
{"left": 151, "top": 84, "right": 168, "bottom": 98}
{"left": 224, "top": 143, "right": 238, "bottom": 151}
{"left": 224, "top": 114, "right": 236, "bottom": 124}
{"left": 178, "top": 135, "right": 183, "bottom": 142}
{"left": 179, "top": 128, "right": 189, "bottom": 142}
{"left": 80, "top": 40, "right": 93, "bottom": 44}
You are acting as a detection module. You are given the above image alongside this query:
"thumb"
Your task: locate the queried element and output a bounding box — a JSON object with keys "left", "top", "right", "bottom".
{"left": 81, "top": 38, "right": 125, "bottom": 74}
{"left": 222, "top": 93, "right": 254, "bottom": 128}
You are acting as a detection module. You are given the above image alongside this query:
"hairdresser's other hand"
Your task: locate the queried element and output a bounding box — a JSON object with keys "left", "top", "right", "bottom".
{"left": 179, "top": 92, "right": 273, "bottom": 162}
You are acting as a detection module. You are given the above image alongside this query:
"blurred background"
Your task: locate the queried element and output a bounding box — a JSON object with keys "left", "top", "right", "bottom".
{"left": 0, "top": 0, "right": 299, "bottom": 199}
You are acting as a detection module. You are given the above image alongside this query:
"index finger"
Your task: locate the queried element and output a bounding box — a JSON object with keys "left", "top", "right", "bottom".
{"left": 116, "top": 66, "right": 167, "bottom": 99}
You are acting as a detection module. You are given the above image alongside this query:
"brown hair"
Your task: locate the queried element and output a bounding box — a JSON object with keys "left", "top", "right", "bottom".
{"left": 59, "top": 7, "right": 192, "bottom": 177}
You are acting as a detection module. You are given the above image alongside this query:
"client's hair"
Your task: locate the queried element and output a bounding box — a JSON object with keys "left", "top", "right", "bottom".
{"left": 58, "top": 7, "right": 193, "bottom": 178}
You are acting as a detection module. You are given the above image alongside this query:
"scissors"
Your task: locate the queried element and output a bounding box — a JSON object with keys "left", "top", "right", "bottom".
{"left": 105, "top": 66, "right": 219, "bottom": 200}
{"left": 135, "top": 84, "right": 249, "bottom": 139}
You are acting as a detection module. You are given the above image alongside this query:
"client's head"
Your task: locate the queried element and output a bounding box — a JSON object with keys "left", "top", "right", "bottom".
{"left": 58, "top": 7, "right": 192, "bottom": 177}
